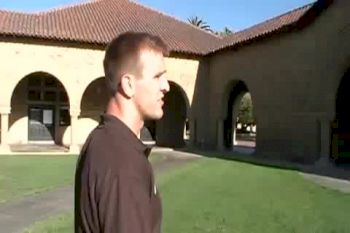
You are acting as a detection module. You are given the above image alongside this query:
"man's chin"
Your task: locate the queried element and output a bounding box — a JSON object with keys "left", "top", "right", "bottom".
{"left": 145, "top": 112, "right": 163, "bottom": 121}
{"left": 153, "top": 113, "right": 163, "bottom": 120}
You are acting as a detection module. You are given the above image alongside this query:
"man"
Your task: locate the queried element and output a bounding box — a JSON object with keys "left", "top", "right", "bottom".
{"left": 75, "top": 32, "right": 170, "bottom": 233}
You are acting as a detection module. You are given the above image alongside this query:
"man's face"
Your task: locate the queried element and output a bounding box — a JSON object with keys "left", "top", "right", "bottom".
{"left": 133, "top": 49, "right": 170, "bottom": 120}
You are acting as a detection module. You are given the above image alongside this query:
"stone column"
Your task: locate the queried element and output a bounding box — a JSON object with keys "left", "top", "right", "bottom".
{"left": 69, "top": 108, "right": 80, "bottom": 154}
{"left": 318, "top": 117, "right": 332, "bottom": 166}
{"left": 217, "top": 118, "right": 224, "bottom": 150}
{"left": 0, "top": 106, "right": 11, "bottom": 153}
{"left": 189, "top": 118, "right": 196, "bottom": 146}
{"left": 232, "top": 122, "right": 237, "bottom": 146}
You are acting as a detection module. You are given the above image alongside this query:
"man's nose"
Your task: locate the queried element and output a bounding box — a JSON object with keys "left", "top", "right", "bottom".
{"left": 161, "top": 77, "right": 170, "bottom": 93}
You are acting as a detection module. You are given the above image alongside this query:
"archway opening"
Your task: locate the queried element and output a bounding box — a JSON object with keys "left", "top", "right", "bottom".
{"left": 141, "top": 120, "right": 156, "bottom": 144}
{"left": 81, "top": 77, "right": 108, "bottom": 122}
{"left": 155, "top": 81, "right": 189, "bottom": 148}
{"left": 10, "top": 72, "right": 70, "bottom": 145}
{"left": 332, "top": 69, "right": 350, "bottom": 163}
{"left": 224, "top": 81, "right": 256, "bottom": 152}
{"left": 79, "top": 77, "right": 109, "bottom": 145}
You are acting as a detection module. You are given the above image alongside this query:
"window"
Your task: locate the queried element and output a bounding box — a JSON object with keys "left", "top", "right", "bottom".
{"left": 28, "top": 90, "right": 41, "bottom": 101}
{"left": 59, "top": 91, "right": 69, "bottom": 103}
{"left": 43, "top": 91, "right": 57, "bottom": 101}
{"left": 28, "top": 77, "right": 41, "bottom": 87}
{"left": 44, "top": 77, "right": 57, "bottom": 87}
{"left": 27, "top": 75, "right": 68, "bottom": 104}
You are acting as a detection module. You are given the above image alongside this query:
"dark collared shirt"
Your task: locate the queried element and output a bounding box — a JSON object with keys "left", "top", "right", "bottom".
{"left": 75, "top": 114, "right": 161, "bottom": 233}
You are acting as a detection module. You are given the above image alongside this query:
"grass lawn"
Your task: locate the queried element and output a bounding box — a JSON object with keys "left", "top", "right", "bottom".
{"left": 25, "top": 157, "right": 350, "bottom": 233}
{"left": 0, "top": 155, "right": 78, "bottom": 203}
{"left": 0, "top": 152, "right": 165, "bottom": 203}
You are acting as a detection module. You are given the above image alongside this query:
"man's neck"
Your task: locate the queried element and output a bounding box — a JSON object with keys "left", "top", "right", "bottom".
{"left": 106, "top": 98, "right": 144, "bottom": 137}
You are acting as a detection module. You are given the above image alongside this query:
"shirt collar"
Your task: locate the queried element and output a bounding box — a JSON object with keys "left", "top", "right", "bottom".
{"left": 100, "top": 114, "right": 152, "bottom": 158}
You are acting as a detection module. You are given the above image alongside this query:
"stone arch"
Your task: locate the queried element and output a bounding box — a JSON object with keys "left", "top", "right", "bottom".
{"left": 76, "top": 77, "right": 109, "bottom": 145}
{"left": 9, "top": 71, "right": 70, "bottom": 145}
{"left": 331, "top": 68, "right": 350, "bottom": 162}
{"left": 154, "top": 81, "right": 190, "bottom": 148}
{"left": 223, "top": 80, "right": 256, "bottom": 150}
{"left": 80, "top": 77, "right": 108, "bottom": 121}
{"left": 6, "top": 70, "right": 72, "bottom": 107}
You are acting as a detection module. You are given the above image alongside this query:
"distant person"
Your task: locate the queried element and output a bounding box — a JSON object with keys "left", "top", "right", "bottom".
{"left": 75, "top": 32, "right": 170, "bottom": 233}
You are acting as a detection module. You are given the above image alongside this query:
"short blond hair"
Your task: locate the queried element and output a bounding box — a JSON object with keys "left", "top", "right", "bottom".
{"left": 103, "top": 32, "right": 168, "bottom": 96}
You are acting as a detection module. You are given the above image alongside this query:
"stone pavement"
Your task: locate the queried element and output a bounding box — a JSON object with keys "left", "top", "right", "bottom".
{"left": 301, "top": 173, "right": 350, "bottom": 193}
{"left": 0, "top": 187, "right": 73, "bottom": 233}
{"left": 301, "top": 157, "right": 350, "bottom": 193}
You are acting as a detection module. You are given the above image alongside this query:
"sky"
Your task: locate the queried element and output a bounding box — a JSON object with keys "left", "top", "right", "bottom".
{"left": 0, "top": 0, "right": 316, "bottom": 31}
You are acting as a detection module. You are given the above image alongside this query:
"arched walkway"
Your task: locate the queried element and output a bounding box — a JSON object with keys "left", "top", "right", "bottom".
{"left": 9, "top": 72, "right": 70, "bottom": 145}
{"left": 223, "top": 80, "right": 256, "bottom": 151}
{"left": 155, "top": 81, "right": 189, "bottom": 148}
{"left": 79, "top": 77, "right": 109, "bottom": 145}
{"left": 332, "top": 69, "right": 350, "bottom": 162}
{"left": 80, "top": 77, "right": 108, "bottom": 121}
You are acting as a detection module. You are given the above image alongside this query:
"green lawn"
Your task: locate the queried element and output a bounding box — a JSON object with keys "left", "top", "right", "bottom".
{"left": 0, "top": 155, "right": 78, "bottom": 203}
{"left": 0, "top": 152, "right": 165, "bottom": 203}
{"left": 24, "top": 157, "right": 350, "bottom": 233}
{"left": 25, "top": 213, "right": 73, "bottom": 233}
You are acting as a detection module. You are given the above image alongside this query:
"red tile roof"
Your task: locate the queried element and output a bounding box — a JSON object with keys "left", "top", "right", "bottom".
{"left": 0, "top": 0, "right": 331, "bottom": 55}
{"left": 0, "top": 0, "right": 220, "bottom": 55}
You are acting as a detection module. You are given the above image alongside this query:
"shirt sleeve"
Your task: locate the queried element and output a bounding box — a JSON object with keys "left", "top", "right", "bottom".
{"left": 95, "top": 171, "right": 153, "bottom": 233}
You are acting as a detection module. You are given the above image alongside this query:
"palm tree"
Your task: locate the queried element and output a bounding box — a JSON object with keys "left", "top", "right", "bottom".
{"left": 216, "top": 27, "right": 233, "bottom": 37}
{"left": 187, "top": 16, "right": 212, "bottom": 32}
{"left": 222, "top": 27, "right": 233, "bottom": 35}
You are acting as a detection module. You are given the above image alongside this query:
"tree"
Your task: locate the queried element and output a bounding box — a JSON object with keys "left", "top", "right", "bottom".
{"left": 237, "top": 93, "right": 255, "bottom": 126}
{"left": 187, "top": 16, "right": 213, "bottom": 32}
{"left": 216, "top": 27, "right": 233, "bottom": 37}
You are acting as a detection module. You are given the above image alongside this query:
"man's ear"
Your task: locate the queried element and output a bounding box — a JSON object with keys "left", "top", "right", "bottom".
{"left": 119, "top": 74, "right": 135, "bottom": 98}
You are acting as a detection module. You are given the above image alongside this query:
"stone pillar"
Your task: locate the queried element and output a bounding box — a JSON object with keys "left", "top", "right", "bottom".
{"left": 232, "top": 102, "right": 240, "bottom": 147}
{"left": 217, "top": 118, "right": 224, "bottom": 150}
{"left": 0, "top": 106, "right": 11, "bottom": 153}
{"left": 232, "top": 122, "right": 237, "bottom": 146}
{"left": 189, "top": 118, "right": 196, "bottom": 146}
{"left": 69, "top": 108, "right": 80, "bottom": 154}
{"left": 318, "top": 117, "right": 332, "bottom": 165}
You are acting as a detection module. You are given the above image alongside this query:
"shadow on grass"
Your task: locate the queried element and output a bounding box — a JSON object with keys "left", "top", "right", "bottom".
{"left": 176, "top": 145, "right": 350, "bottom": 181}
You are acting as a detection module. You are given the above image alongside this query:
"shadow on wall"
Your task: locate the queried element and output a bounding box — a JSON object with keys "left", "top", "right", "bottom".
{"left": 9, "top": 76, "right": 29, "bottom": 144}
{"left": 80, "top": 77, "right": 108, "bottom": 122}
{"left": 60, "top": 118, "right": 99, "bottom": 147}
